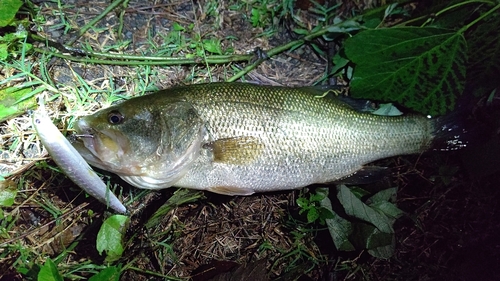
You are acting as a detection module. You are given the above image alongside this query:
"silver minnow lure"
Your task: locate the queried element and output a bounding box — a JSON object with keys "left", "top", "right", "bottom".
{"left": 32, "top": 101, "right": 126, "bottom": 214}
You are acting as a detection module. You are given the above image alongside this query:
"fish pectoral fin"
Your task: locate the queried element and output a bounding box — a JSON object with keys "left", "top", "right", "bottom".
{"left": 335, "top": 166, "right": 389, "bottom": 185}
{"left": 208, "top": 186, "right": 255, "bottom": 196}
{"left": 209, "top": 136, "right": 264, "bottom": 165}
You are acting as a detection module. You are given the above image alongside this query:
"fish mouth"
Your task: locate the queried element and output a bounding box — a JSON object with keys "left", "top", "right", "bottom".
{"left": 72, "top": 118, "right": 130, "bottom": 172}
{"left": 72, "top": 118, "right": 99, "bottom": 160}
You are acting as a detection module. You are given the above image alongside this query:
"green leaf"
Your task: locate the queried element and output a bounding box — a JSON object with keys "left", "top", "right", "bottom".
{"left": 326, "top": 18, "right": 362, "bottom": 33}
{"left": 366, "top": 227, "right": 395, "bottom": 259}
{"left": 319, "top": 188, "right": 355, "bottom": 251}
{"left": 368, "top": 243, "right": 395, "bottom": 259}
{"left": 318, "top": 207, "right": 335, "bottom": 220}
{"left": 0, "top": 86, "right": 37, "bottom": 122}
{"left": 345, "top": 27, "right": 467, "bottom": 116}
{"left": 348, "top": 186, "right": 370, "bottom": 199}
{"left": 337, "top": 185, "right": 393, "bottom": 233}
{"left": 0, "top": 179, "right": 17, "bottom": 207}
{"left": 89, "top": 266, "right": 121, "bottom": 281}
{"left": 203, "top": 38, "right": 223, "bottom": 55}
{"left": 251, "top": 8, "right": 262, "bottom": 27}
{"left": 371, "top": 103, "right": 403, "bottom": 116}
{"left": 172, "top": 22, "right": 184, "bottom": 31}
{"left": 350, "top": 223, "right": 393, "bottom": 249}
{"left": 311, "top": 43, "right": 325, "bottom": 56}
{"left": 366, "top": 187, "right": 397, "bottom": 204}
{"left": 366, "top": 227, "right": 394, "bottom": 249}
{"left": 96, "top": 215, "right": 129, "bottom": 262}
{"left": 369, "top": 201, "right": 404, "bottom": 219}
{"left": 0, "top": 43, "right": 8, "bottom": 60}
{"left": 307, "top": 208, "right": 319, "bottom": 223}
{"left": 37, "top": 258, "right": 63, "bottom": 281}
{"left": 309, "top": 192, "right": 325, "bottom": 202}
{"left": 296, "top": 197, "right": 309, "bottom": 208}
{"left": 294, "top": 28, "right": 309, "bottom": 35}
{"left": 330, "top": 53, "right": 350, "bottom": 76}
{"left": 0, "top": 0, "right": 23, "bottom": 27}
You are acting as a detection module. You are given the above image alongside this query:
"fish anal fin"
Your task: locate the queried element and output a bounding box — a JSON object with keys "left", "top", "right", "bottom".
{"left": 335, "top": 166, "right": 389, "bottom": 185}
{"left": 208, "top": 186, "right": 255, "bottom": 196}
{"left": 210, "top": 136, "right": 264, "bottom": 165}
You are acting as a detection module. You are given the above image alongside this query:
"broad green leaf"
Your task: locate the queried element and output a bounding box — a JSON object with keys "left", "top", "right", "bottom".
{"left": 0, "top": 87, "right": 37, "bottom": 122}
{"left": 350, "top": 223, "right": 393, "bottom": 249}
{"left": 318, "top": 207, "right": 335, "bottom": 220}
{"left": 369, "top": 201, "right": 404, "bottom": 220}
{"left": 337, "top": 185, "right": 393, "bottom": 233}
{"left": 368, "top": 227, "right": 396, "bottom": 259}
{"left": 0, "top": 179, "right": 17, "bottom": 207}
{"left": 345, "top": 27, "right": 467, "bottom": 116}
{"left": 368, "top": 244, "right": 395, "bottom": 259}
{"left": 0, "top": 0, "right": 23, "bottom": 27}
{"left": 366, "top": 187, "right": 397, "bottom": 204}
{"left": 37, "top": 258, "right": 63, "bottom": 281}
{"left": 96, "top": 215, "right": 129, "bottom": 262}
{"left": 89, "top": 266, "right": 121, "bottom": 281}
{"left": 348, "top": 186, "right": 370, "bottom": 199}
{"left": 319, "top": 188, "right": 355, "bottom": 251}
{"left": 366, "top": 227, "right": 394, "bottom": 250}
{"left": 371, "top": 103, "right": 403, "bottom": 116}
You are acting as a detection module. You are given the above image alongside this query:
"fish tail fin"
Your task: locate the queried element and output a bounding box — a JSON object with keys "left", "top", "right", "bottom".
{"left": 431, "top": 111, "right": 470, "bottom": 151}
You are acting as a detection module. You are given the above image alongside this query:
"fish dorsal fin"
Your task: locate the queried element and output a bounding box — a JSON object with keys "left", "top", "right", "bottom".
{"left": 299, "top": 85, "right": 377, "bottom": 112}
{"left": 208, "top": 186, "right": 255, "bottom": 196}
{"left": 209, "top": 136, "right": 264, "bottom": 165}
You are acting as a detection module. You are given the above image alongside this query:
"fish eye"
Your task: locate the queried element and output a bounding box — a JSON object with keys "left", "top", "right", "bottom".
{"left": 108, "top": 110, "right": 124, "bottom": 125}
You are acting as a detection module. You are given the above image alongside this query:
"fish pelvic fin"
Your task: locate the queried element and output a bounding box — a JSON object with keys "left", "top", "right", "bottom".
{"left": 431, "top": 111, "right": 469, "bottom": 151}
{"left": 334, "top": 166, "right": 390, "bottom": 185}
{"left": 208, "top": 186, "right": 255, "bottom": 196}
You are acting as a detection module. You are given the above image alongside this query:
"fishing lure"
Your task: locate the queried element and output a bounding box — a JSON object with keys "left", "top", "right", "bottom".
{"left": 32, "top": 100, "right": 127, "bottom": 214}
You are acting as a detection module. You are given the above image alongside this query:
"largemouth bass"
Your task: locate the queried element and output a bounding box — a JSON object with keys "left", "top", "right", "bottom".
{"left": 72, "top": 83, "right": 466, "bottom": 196}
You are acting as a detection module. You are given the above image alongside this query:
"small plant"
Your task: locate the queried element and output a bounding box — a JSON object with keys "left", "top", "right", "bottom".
{"left": 296, "top": 190, "right": 334, "bottom": 225}
{"left": 248, "top": 0, "right": 295, "bottom": 32}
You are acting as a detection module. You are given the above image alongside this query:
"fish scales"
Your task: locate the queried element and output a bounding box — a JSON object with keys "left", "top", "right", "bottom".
{"left": 172, "top": 83, "right": 431, "bottom": 193}
{"left": 73, "top": 83, "right": 440, "bottom": 196}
